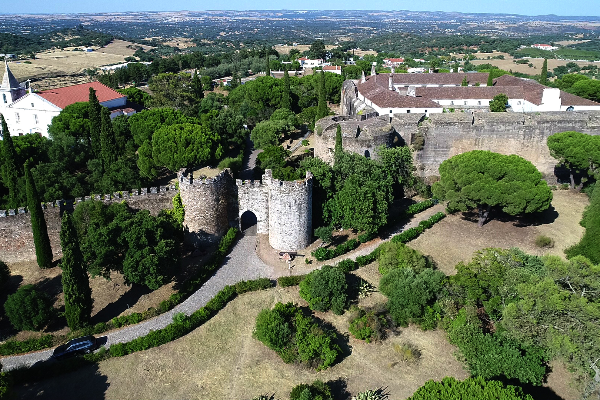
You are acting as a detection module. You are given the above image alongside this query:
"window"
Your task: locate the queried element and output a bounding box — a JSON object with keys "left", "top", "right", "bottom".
{"left": 464, "top": 101, "right": 467, "bottom": 105}
{"left": 451, "top": 101, "right": 454, "bottom": 105}
{"left": 15, "top": 112, "right": 19, "bottom": 122}
{"left": 2, "top": 94, "right": 6, "bottom": 103}
{"left": 407, "top": 110, "right": 411, "bottom": 113}
{"left": 389, "top": 110, "right": 392, "bottom": 113}
{"left": 34, "top": 114, "right": 38, "bottom": 124}
{"left": 31, "top": 103, "right": 34, "bottom": 108}
{"left": 478, "top": 101, "right": 481, "bottom": 105}
{"left": 517, "top": 101, "right": 521, "bottom": 105}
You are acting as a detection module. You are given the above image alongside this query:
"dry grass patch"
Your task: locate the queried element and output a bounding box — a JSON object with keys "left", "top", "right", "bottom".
{"left": 409, "top": 190, "right": 588, "bottom": 275}
{"left": 12, "top": 285, "right": 468, "bottom": 400}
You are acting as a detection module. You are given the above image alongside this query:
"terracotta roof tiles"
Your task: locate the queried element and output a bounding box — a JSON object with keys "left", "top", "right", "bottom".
{"left": 38, "top": 81, "right": 124, "bottom": 109}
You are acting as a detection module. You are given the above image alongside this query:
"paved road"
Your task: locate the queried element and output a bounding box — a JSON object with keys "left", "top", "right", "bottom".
{"left": 0, "top": 205, "right": 444, "bottom": 372}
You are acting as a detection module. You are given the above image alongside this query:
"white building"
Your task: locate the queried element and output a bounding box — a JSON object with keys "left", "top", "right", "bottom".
{"left": 353, "top": 72, "right": 600, "bottom": 117}
{"left": 1, "top": 62, "right": 130, "bottom": 137}
{"left": 322, "top": 65, "right": 342, "bottom": 75}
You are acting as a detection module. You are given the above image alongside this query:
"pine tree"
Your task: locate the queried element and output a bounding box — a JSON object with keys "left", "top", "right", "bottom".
{"left": 25, "top": 162, "right": 53, "bottom": 269}
{"left": 1, "top": 114, "right": 20, "bottom": 209}
{"left": 540, "top": 58, "right": 548, "bottom": 85}
{"left": 100, "top": 107, "right": 117, "bottom": 166}
{"left": 88, "top": 87, "right": 102, "bottom": 157}
{"left": 60, "top": 211, "right": 93, "bottom": 330}
{"left": 316, "top": 71, "right": 328, "bottom": 120}
{"left": 334, "top": 124, "right": 343, "bottom": 158}
{"left": 487, "top": 71, "right": 494, "bottom": 87}
{"left": 281, "top": 68, "right": 291, "bottom": 110}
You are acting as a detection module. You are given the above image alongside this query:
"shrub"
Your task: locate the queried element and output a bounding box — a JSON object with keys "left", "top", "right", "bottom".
{"left": 534, "top": 235, "right": 554, "bottom": 248}
{"left": 349, "top": 309, "right": 386, "bottom": 343}
{"left": 354, "top": 389, "right": 389, "bottom": 400}
{"left": 253, "top": 302, "right": 341, "bottom": 371}
{"left": 290, "top": 380, "right": 333, "bottom": 400}
{"left": 278, "top": 275, "right": 306, "bottom": 287}
{"left": 0, "top": 369, "right": 10, "bottom": 400}
{"left": 356, "top": 251, "right": 378, "bottom": 267}
{"left": 4, "top": 285, "right": 54, "bottom": 331}
{"left": 235, "top": 278, "right": 273, "bottom": 294}
{"left": 446, "top": 308, "right": 548, "bottom": 385}
{"left": 358, "top": 232, "right": 375, "bottom": 243}
{"left": 0, "top": 260, "right": 9, "bottom": 288}
{"left": 299, "top": 265, "right": 348, "bottom": 314}
{"left": 217, "top": 156, "right": 243, "bottom": 174}
{"left": 407, "top": 376, "right": 534, "bottom": 400}
{"left": 380, "top": 268, "right": 445, "bottom": 327}
{"left": 390, "top": 226, "right": 423, "bottom": 244}
{"left": 314, "top": 226, "right": 333, "bottom": 244}
{"left": 311, "top": 238, "right": 359, "bottom": 261}
{"left": 378, "top": 242, "right": 432, "bottom": 275}
{"left": 393, "top": 342, "right": 422, "bottom": 363}
{"left": 336, "top": 259, "right": 357, "bottom": 273}
{"left": 302, "top": 139, "right": 310, "bottom": 146}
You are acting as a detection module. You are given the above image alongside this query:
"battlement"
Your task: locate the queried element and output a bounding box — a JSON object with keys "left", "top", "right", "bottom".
{"left": 264, "top": 170, "right": 313, "bottom": 189}
{"left": 0, "top": 185, "right": 177, "bottom": 218}
{"left": 178, "top": 168, "right": 232, "bottom": 186}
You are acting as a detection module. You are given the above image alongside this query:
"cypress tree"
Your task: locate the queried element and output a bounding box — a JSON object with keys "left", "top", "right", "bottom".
{"left": 540, "top": 58, "right": 548, "bottom": 85}
{"left": 265, "top": 47, "right": 271, "bottom": 76}
{"left": 317, "top": 71, "right": 328, "bottom": 120}
{"left": 281, "top": 68, "right": 291, "bottom": 110}
{"left": 487, "top": 71, "right": 494, "bottom": 87}
{"left": 60, "top": 211, "right": 93, "bottom": 330}
{"left": 25, "top": 162, "right": 53, "bottom": 269}
{"left": 88, "top": 87, "right": 102, "bottom": 157}
{"left": 1, "top": 114, "right": 20, "bottom": 209}
{"left": 191, "top": 70, "right": 204, "bottom": 102}
{"left": 334, "top": 124, "right": 343, "bottom": 157}
{"left": 100, "top": 107, "right": 117, "bottom": 166}
{"left": 461, "top": 76, "right": 468, "bottom": 86}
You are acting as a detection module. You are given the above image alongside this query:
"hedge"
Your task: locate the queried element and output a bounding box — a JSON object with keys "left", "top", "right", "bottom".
{"left": 391, "top": 212, "right": 445, "bottom": 244}
{"left": 278, "top": 275, "right": 307, "bottom": 287}
{"left": 312, "top": 238, "right": 359, "bottom": 261}
{"left": 1, "top": 228, "right": 240, "bottom": 357}
{"left": 0, "top": 335, "right": 54, "bottom": 356}
{"left": 234, "top": 278, "right": 274, "bottom": 294}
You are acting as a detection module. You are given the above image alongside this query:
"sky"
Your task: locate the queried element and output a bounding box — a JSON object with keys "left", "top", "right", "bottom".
{"left": 2, "top": 0, "right": 600, "bottom": 17}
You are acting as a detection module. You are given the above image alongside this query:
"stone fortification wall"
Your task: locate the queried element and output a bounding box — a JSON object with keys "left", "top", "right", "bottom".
{"left": 0, "top": 186, "right": 177, "bottom": 264}
{"left": 341, "top": 79, "right": 377, "bottom": 118}
{"left": 414, "top": 111, "right": 600, "bottom": 179}
{"left": 178, "top": 169, "right": 238, "bottom": 248}
{"left": 264, "top": 170, "right": 313, "bottom": 252}
{"left": 236, "top": 178, "right": 269, "bottom": 234}
{"left": 314, "top": 115, "right": 394, "bottom": 165}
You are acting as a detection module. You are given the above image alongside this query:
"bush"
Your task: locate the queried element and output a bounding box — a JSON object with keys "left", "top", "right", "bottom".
{"left": 336, "top": 259, "right": 357, "bottom": 273}
{"left": 446, "top": 308, "right": 548, "bottom": 385}
{"left": 534, "top": 235, "right": 554, "bottom": 248}
{"left": 566, "top": 183, "right": 600, "bottom": 263}
{"left": 390, "top": 226, "right": 423, "bottom": 244}
{"left": 356, "top": 251, "right": 378, "bottom": 267}
{"left": 4, "top": 285, "right": 54, "bottom": 331}
{"left": 393, "top": 342, "right": 422, "bottom": 363}
{"left": 378, "top": 242, "right": 432, "bottom": 275}
{"left": 407, "top": 376, "right": 534, "bottom": 400}
{"left": 358, "top": 232, "right": 375, "bottom": 243}
{"left": 299, "top": 265, "right": 348, "bottom": 314}
{"left": 354, "top": 389, "right": 389, "bottom": 400}
{"left": 277, "top": 275, "right": 306, "bottom": 287}
{"left": 0, "top": 260, "right": 9, "bottom": 288}
{"left": 380, "top": 268, "right": 445, "bottom": 327}
{"left": 0, "top": 369, "right": 10, "bottom": 400}
{"left": 290, "top": 380, "right": 333, "bottom": 400}
{"left": 253, "top": 302, "right": 341, "bottom": 370}
{"left": 301, "top": 139, "right": 310, "bottom": 146}
{"left": 349, "top": 308, "right": 386, "bottom": 343}
{"left": 235, "top": 278, "right": 273, "bottom": 294}
{"left": 217, "top": 156, "right": 243, "bottom": 175}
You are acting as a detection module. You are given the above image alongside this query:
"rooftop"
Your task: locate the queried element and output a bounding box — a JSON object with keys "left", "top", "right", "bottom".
{"left": 37, "top": 81, "right": 124, "bottom": 109}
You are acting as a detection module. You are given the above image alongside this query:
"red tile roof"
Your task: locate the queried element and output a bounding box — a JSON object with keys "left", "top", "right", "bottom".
{"left": 493, "top": 75, "right": 600, "bottom": 106}
{"left": 38, "top": 81, "right": 124, "bottom": 109}
{"left": 323, "top": 65, "right": 341, "bottom": 71}
{"left": 416, "top": 86, "right": 526, "bottom": 100}
{"left": 392, "top": 72, "right": 489, "bottom": 86}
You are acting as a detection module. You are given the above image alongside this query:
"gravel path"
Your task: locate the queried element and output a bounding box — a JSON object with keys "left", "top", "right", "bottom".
{"left": 0, "top": 205, "right": 443, "bottom": 372}
{"left": 0, "top": 234, "right": 274, "bottom": 372}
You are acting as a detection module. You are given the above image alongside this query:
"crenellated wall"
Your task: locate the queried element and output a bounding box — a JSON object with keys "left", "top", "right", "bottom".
{"left": 235, "top": 169, "right": 313, "bottom": 252}
{"left": 178, "top": 168, "right": 238, "bottom": 248}
{"left": 0, "top": 186, "right": 177, "bottom": 263}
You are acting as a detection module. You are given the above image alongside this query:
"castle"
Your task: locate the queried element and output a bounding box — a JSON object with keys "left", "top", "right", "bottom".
{"left": 178, "top": 168, "right": 313, "bottom": 253}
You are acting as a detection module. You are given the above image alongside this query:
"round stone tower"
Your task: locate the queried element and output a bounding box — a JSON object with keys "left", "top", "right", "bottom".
{"left": 264, "top": 170, "right": 313, "bottom": 252}
{"left": 178, "top": 168, "right": 236, "bottom": 248}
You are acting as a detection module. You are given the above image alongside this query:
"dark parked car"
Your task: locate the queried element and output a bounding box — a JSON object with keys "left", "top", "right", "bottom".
{"left": 52, "top": 335, "right": 97, "bottom": 359}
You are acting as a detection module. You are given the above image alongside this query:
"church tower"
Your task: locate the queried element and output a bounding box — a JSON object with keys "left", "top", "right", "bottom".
{"left": 0, "top": 61, "right": 26, "bottom": 111}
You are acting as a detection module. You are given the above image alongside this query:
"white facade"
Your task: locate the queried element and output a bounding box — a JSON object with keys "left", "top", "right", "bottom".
{"left": 6, "top": 93, "right": 61, "bottom": 136}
